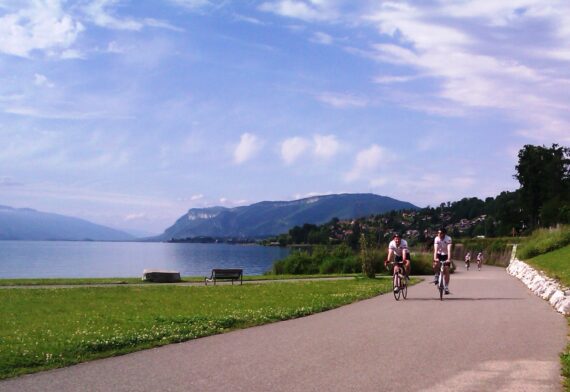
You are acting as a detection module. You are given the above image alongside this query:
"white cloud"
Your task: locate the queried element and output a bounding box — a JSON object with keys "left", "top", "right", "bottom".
{"left": 374, "top": 75, "right": 420, "bottom": 84}
{"left": 0, "top": 1, "right": 84, "bottom": 58}
{"left": 313, "top": 134, "right": 340, "bottom": 159}
{"left": 310, "top": 31, "right": 333, "bottom": 45}
{"left": 363, "top": 0, "right": 570, "bottom": 143}
{"left": 106, "top": 41, "right": 124, "bottom": 53}
{"left": 124, "top": 212, "right": 147, "bottom": 221}
{"left": 34, "top": 73, "right": 54, "bottom": 88}
{"left": 83, "top": 0, "right": 143, "bottom": 30}
{"left": 281, "top": 136, "right": 310, "bottom": 165}
{"left": 233, "top": 14, "right": 265, "bottom": 25}
{"left": 168, "top": 0, "right": 213, "bottom": 10}
{"left": 60, "top": 49, "right": 84, "bottom": 59}
{"left": 316, "top": 91, "right": 369, "bottom": 108}
{"left": 233, "top": 133, "right": 262, "bottom": 164}
{"left": 258, "top": 0, "right": 338, "bottom": 22}
{"left": 191, "top": 194, "right": 204, "bottom": 201}
{"left": 83, "top": 1, "right": 182, "bottom": 31}
{"left": 345, "top": 144, "right": 393, "bottom": 182}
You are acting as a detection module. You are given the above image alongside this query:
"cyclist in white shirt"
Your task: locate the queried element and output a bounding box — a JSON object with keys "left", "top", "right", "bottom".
{"left": 433, "top": 228, "right": 452, "bottom": 294}
{"left": 476, "top": 251, "right": 483, "bottom": 271}
{"left": 384, "top": 233, "right": 411, "bottom": 280}
{"left": 464, "top": 251, "right": 471, "bottom": 270}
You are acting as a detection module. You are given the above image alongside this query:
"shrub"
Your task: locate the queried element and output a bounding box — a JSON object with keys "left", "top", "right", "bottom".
{"left": 410, "top": 252, "right": 435, "bottom": 275}
{"left": 271, "top": 244, "right": 385, "bottom": 275}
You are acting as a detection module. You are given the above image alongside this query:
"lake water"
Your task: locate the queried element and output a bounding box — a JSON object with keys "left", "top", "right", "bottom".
{"left": 0, "top": 241, "right": 291, "bottom": 279}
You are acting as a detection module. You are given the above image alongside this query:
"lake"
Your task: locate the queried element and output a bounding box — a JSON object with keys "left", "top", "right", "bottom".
{"left": 0, "top": 241, "right": 291, "bottom": 279}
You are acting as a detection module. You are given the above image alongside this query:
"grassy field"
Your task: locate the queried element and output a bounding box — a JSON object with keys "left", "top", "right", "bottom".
{"left": 517, "top": 225, "right": 570, "bottom": 260}
{"left": 526, "top": 245, "right": 570, "bottom": 288}
{"left": 0, "top": 277, "right": 398, "bottom": 380}
{"left": 0, "top": 274, "right": 359, "bottom": 286}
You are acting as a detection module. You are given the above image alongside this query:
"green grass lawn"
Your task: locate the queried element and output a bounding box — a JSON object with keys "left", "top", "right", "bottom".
{"left": 0, "top": 274, "right": 360, "bottom": 286}
{"left": 526, "top": 244, "right": 570, "bottom": 287}
{"left": 0, "top": 277, "right": 397, "bottom": 379}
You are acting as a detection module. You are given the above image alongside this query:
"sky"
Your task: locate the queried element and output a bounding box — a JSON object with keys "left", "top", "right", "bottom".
{"left": 1, "top": 0, "right": 569, "bottom": 236}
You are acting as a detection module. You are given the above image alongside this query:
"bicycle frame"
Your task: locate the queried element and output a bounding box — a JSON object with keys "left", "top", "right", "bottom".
{"left": 389, "top": 261, "right": 407, "bottom": 300}
{"left": 437, "top": 261, "right": 451, "bottom": 300}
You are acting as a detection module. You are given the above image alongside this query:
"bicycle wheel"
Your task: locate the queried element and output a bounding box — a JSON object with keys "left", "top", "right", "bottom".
{"left": 393, "top": 274, "right": 401, "bottom": 300}
{"left": 401, "top": 276, "right": 408, "bottom": 299}
{"left": 438, "top": 274, "right": 444, "bottom": 301}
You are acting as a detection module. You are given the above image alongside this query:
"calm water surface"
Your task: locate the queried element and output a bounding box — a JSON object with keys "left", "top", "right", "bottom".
{"left": 0, "top": 241, "right": 291, "bottom": 278}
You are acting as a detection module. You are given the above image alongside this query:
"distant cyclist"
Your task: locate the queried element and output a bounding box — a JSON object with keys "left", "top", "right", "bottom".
{"left": 476, "top": 251, "right": 483, "bottom": 271}
{"left": 464, "top": 251, "right": 471, "bottom": 270}
{"left": 433, "top": 228, "right": 452, "bottom": 294}
{"left": 384, "top": 233, "right": 411, "bottom": 284}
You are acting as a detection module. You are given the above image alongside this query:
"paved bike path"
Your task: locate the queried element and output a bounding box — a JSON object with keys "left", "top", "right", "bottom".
{"left": 1, "top": 265, "right": 566, "bottom": 391}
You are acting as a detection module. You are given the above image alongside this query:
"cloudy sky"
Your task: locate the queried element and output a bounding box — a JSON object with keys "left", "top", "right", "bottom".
{"left": 1, "top": 0, "right": 569, "bottom": 235}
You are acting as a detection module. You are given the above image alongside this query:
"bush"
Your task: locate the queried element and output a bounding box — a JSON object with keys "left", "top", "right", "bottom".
{"left": 271, "top": 245, "right": 385, "bottom": 275}
{"left": 517, "top": 225, "right": 570, "bottom": 260}
{"left": 410, "top": 252, "right": 436, "bottom": 275}
{"left": 271, "top": 251, "right": 319, "bottom": 274}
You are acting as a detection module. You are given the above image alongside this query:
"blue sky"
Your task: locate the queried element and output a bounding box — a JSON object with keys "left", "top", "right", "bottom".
{"left": 1, "top": 0, "right": 569, "bottom": 235}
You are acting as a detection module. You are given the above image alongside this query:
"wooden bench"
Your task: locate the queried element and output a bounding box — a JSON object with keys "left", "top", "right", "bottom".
{"left": 204, "top": 268, "right": 243, "bottom": 285}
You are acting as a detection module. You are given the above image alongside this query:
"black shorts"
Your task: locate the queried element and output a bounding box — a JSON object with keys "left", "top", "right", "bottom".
{"left": 437, "top": 254, "right": 448, "bottom": 262}
{"left": 395, "top": 252, "right": 411, "bottom": 262}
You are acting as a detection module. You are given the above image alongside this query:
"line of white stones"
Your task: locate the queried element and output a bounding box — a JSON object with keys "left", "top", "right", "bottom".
{"left": 506, "top": 249, "right": 570, "bottom": 315}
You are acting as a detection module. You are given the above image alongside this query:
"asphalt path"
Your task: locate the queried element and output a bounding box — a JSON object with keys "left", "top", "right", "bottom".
{"left": 1, "top": 265, "right": 567, "bottom": 392}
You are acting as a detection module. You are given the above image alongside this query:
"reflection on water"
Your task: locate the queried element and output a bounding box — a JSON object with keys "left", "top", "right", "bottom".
{"left": 0, "top": 241, "right": 291, "bottom": 278}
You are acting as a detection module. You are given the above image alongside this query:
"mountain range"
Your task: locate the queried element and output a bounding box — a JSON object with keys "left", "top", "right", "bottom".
{"left": 157, "top": 193, "right": 418, "bottom": 240}
{"left": 0, "top": 205, "right": 134, "bottom": 241}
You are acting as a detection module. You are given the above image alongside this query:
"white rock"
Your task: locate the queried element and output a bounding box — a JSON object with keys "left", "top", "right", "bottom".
{"left": 508, "top": 258, "right": 569, "bottom": 316}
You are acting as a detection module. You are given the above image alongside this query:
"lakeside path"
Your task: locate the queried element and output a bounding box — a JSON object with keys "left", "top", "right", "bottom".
{"left": 1, "top": 266, "right": 566, "bottom": 392}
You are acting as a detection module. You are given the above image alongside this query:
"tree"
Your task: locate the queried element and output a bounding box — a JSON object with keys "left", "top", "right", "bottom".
{"left": 514, "top": 144, "right": 570, "bottom": 228}
{"left": 359, "top": 233, "right": 375, "bottom": 278}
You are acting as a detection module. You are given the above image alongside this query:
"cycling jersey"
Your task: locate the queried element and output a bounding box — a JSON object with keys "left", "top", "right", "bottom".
{"left": 388, "top": 239, "right": 409, "bottom": 257}
{"left": 434, "top": 235, "right": 452, "bottom": 255}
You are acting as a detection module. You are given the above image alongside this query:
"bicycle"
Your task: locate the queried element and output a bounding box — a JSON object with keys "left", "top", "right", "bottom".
{"left": 387, "top": 261, "right": 408, "bottom": 300}
{"left": 436, "top": 260, "right": 451, "bottom": 300}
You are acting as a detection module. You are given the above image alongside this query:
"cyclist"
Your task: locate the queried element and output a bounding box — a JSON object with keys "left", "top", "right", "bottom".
{"left": 476, "top": 251, "right": 483, "bottom": 270}
{"left": 384, "top": 233, "right": 411, "bottom": 292}
{"left": 464, "top": 251, "right": 471, "bottom": 270}
{"left": 433, "top": 228, "right": 452, "bottom": 294}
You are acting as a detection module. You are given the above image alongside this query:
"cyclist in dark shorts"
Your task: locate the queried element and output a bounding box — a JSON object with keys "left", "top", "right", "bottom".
{"left": 384, "top": 233, "right": 411, "bottom": 289}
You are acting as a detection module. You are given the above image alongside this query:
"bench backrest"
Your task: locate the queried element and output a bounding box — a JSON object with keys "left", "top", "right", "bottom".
{"left": 212, "top": 269, "right": 243, "bottom": 279}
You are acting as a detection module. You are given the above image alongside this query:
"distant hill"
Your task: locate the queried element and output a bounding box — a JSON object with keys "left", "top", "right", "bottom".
{"left": 157, "top": 193, "right": 418, "bottom": 240}
{"left": 0, "top": 205, "right": 134, "bottom": 241}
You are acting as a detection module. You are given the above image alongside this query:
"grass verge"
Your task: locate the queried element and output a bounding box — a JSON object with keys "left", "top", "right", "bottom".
{"left": 0, "top": 277, "right": 398, "bottom": 379}
{"left": 0, "top": 274, "right": 359, "bottom": 286}
{"left": 517, "top": 225, "right": 570, "bottom": 260}
{"left": 526, "top": 244, "right": 570, "bottom": 287}
{"left": 560, "top": 317, "right": 570, "bottom": 392}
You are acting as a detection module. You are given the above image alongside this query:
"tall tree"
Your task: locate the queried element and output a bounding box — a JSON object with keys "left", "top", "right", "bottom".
{"left": 514, "top": 144, "right": 570, "bottom": 228}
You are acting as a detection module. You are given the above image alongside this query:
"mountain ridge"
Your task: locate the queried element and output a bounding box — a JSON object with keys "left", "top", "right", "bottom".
{"left": 0, "top": 205, "right": 134, "bottom": 241}
{"left": 157, "top": 193, "right": 418, "bottom": 240}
